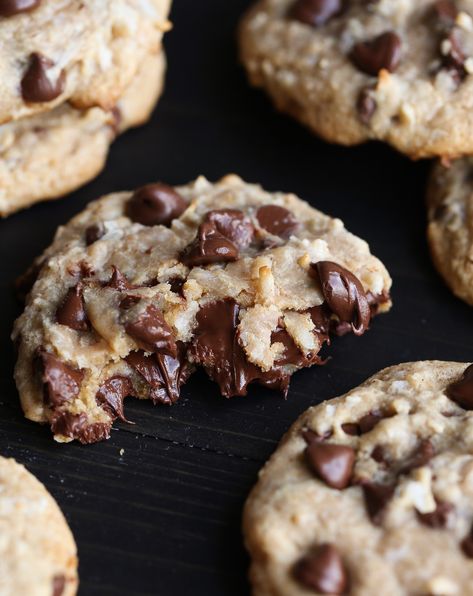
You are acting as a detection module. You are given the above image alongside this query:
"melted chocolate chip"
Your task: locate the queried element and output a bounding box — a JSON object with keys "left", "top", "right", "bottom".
{"left": 289, "top": 0, "right": 343, "bottom": 27}
{"left": 85, "top": 223, "right": 105, "bottom": 245}
{"left": 39, "top": 352, "right": 83, "bottom": 408}
{"left": 302, "top": 428, "right": 332, "bottom": 444}
{"left": 50, "top": 411, "right": 111, "bottom": 444}
{"left": 351, "top": 31, "right": 402, "bottom": 76}
{"left": 205, "top": 209, "right": 254, "bottom": 249}
{"left": 106, "top": 266, "right": 134, "bottom": 291}
{"left": 52, "top": 575, "right": 65, "bottom": 596}
{"left": 189, "top": 299, "right": 294, "bottom": 398}
{"left": 307, "top": 304, "right": 331, "bottom": 337}
{"left": 0, "top": 0, "right": 40, "bottom": 17}
{"left": 362, "top": 482, "right": 395, "bottom": 525}
{"left": 371, "top": 445, "right": 387, "bottom": 464}
{"left": 357, "top": 87, "right": 377, "bottom": 124}
{"left": 125, "top": 304, "right": 177, "bottom": 357}
{"left": 305, "top": 442, "right": 355, "bottom": 489}
{"left": 126, "top": 349, "right": 187, "bottom": 405}
{"left": 56, "top": 284, "right": 89, "bottom": 331}
{"left": 400, "top": 439, "right": 435, "bottom": 474}
{"left": 293, "top": 543, "right": 349, "bottom": 594}
{"left": 180, "top": 221, "right": 239, "bottom": 267}
{"left": 446, "top": 365, "right": 473, "bottom": 409}
{"left": 96, "top": 376, "right": 134, "bottom": 422}
{"left": 312, "top": 261, "right": 371, "bottom": 335}
{"left": 417, "top": 500, "right": 453, "bottom": 528}
{"left": 256, "top": 205, "right": 299, "bottom": 238}
{"left": 168, "top": 277, "right": 186, "bottom": 295}
{"left": 461, "top": 526, "right": 473, "bottom": 558}
{"left": 126, "top": 183, "right": 187, "bottom": 226}
{"left": 21, "top": 53, "right": 65, "bottom": 103}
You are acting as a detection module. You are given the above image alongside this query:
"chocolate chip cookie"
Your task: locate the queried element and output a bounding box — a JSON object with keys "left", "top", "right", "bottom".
{"left": 244, "top": 361, "right": 473, "bottom": 596}
{"left": 0, "top": 51, "right": 166, "bottom": 217}
{"left": 427, "top": 157, "right": 473, "bottom": 305}
{"left": 239, "top": 0, "right": 473, "bottom": 158}
{"left": 13, "top": 175, "right": 392, "bottom": 444}
{"left": 0, "top": 0, "right": 171, "bottom": 124}
{"left": 0, "top": 455, "right": 78, "bottom": 595}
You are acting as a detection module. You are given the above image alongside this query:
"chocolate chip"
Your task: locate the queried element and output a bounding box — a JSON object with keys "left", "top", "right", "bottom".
{"left": 362, "top": 482, "right": 395, "bottom": 525}
{"left": 293, "top": 543, "right": 349, "bottom": 594}
{"left": 52, "top": 575, "right": 65, "bottom": 596}
{"left": 350, "top": 31, "right": 402, "bottom": 76}
{"left": 126, "top": 183, "right": 187, "bottom": 226}
{"left": 417, "top": 500, "right": 453, "bottom": 528}
{"left": 461, "top": 526, "right": 473, "bottom": 558}
{"left": 357, "top": 87, "right": 377, "bottom": 124}
{"left": 39, "top": 351, "right": 83, "bottom": 408}
{"left": 106, "top": 266, "right": 134, "bottom": 291}
{"left": 126, "top": 349, "right": 187, "bottom": 405}
{"left": 359, "top": 411, "right": 384, "bottom": 433}
{"left": 56, "top": 284, "right": 89, "bottom": 331}
{"left": 96, "top": 376, "right": 134, "bottom": 422}
{"left": 0, "top": 0, "right": 40, "bottom": 17}
{"left": 125, "top": 304, "right": 177, "bottom": 356}
{"left": 168, "top": 277, "right": 186, "bottom": 295}
{"left": 400, "top": 439, "right": 435, "bottom": 474}
{"left": 312, "top": 261, "right": 371, "bottom": 335}
{"left": 85, "top": 223, "right": 105, "bottom": 245}
{"left": 307, "top": 304, "right": 331, "bottom": 336}
{"left": 21, "top": 53, "right": 65, "bottom": 103}
{"left": 305, "top": 442, "right": 355, "bottom": 489}
{"left": 289, "top": 0, "right": 343, "bottom": 27}
{"left": 50, "top": 411, "right": 111, "bottom": 444}
{"left": 205, "top": 209, "right": 254, "bottom": 249}
{"left": 189, "top": 299, "right": 293, "bottom": 397}
{"left": 272, "top": 325, "right": 319, "bottom": 368}
{"left": 341, "top": 422, "right": 359, "bottom": 436}
{"left": 434, "top": 0, "right": 458, "bottom": 24}
{"left": 371, "top": 445, "right": 387, "bottom": 464}
{"left": 256, "top": 205, "right": 299, "bottom": 237}
{"left": 446, "top": 364, "right": 473, "bottom": 409}
{"left": 180, "top": 221, "right": 239, "bottom": 267}
{"left": 302, "top": 428, "right": 332, "bottom": 444}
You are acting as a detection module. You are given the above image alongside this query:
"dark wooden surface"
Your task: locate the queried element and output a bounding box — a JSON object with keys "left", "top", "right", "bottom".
{"left": 1, "top": 1, "right": 473, "bottom": 594}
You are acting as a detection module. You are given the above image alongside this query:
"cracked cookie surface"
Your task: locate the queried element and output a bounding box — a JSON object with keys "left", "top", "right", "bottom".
{"left": 13, "top": 175, "right": 391, "bottom": 443}
{"left": 0, "top": 455, "right": 78, "bottom": 596}
{"left": 244, "top": 361, "right": 473, "bottom": 596}
{"left": 239, "top": 0, "right": 473, "bottom": 158}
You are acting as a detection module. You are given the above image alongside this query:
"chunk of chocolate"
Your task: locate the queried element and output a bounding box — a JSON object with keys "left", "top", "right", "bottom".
{"left": 50, "top": 411, "right": 111, "bottom": 444}
{"left": 293, "top": 543, "right": 349, "bottom": 594}
{"left": 85, "top": 223, "right": 105, "bottom": 245}
{"left": 446, "top": 364, "right": 473, "bottom": 409}
{"left": 0, "top": 0, "right": 40, "bottom": 17}
{"left": 312, "top": 261, "right": 371, "bottom": 335}
{"left": 96, "top": 376, "right": 134, "bottom": 422}
{"left": 350, "top": 31, "right": 402, "bottom": 76}
{"left": 400, "top": 439, "right": 435, "bottom": 474}
{"left": 180, "top": 220, "right": 239, "bottom": 267}
{"left": 256, "top": 205, "right": 299, "bottom": 238}
{"left": 56, "top": 284, "right": 89, "bottom": 331}
{"left": 362, "top": 482, "right": 395, "bottom": 525}
{"left": 305, "top": 442, "right": 355, "bottom": 489}
{"left": 125, "top": 304, "right": 177, "bottom": 357}
{"left": 417, "top": 500, "right": 453, "bottom": 528}
{"left": 302, "top": 428, "right": 332, "bottom": 444}
{"left": 106, "top": 266, "right": 134, "bottom": 291}
{"left": 126, "top": 183, "right": 187, "bottom": 226}
{"left": 21, "top": 52, "right": 65, "bottom": 103}
{"left": 205, "top": 209, "right": 254, "bottom": 249}
{"left": 289, "top": 0, "right": 343, "bottom": 27}
{"left": 39, "top": 352, "right": 83, "bottom": 408}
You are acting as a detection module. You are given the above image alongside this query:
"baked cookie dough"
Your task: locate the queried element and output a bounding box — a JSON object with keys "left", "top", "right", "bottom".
{"left": 244, "top": 361, "right": 473, "bottom": 596}
{"left": 239, "top": 0, "right": 473, "bottom": 158}
{"left": 13, "top": 175, "right": 392, "bottom": 443}
{"left": 0, "top": 51, "right": 166, "bottom": 217}
{"left": 0, "top": 455, "right": 78, "bottom": 596}
{"left": 427, "top": 157, "right": 473, "bottom": 305}
{"left": 0, "top": 0, "right": 171, "bottom": 124}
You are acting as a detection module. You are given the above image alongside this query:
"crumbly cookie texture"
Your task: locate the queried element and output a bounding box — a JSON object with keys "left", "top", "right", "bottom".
{"left": 239, "top": 0, "right": 473, "bottom": 159}
{"left": 13, "top": 175, "right": 392, "bottom": 444}
{"left": 0, "top": 0, "right": 171, "bottom": 125}
{"left": 244, "top": 361, "right": 473, "bottom": 596}
{"left": 0, "top": 455, "right": 78, "bottom": 596}
{"left": 427, "top": 157, "right": 473, "bottom": 305}
{"left": 0, "top": 51, "right": 166, "bottom": 217}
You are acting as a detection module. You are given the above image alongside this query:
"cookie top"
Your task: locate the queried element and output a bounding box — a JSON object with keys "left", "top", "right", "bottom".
{"left": 0, "top": 455, "right": 78, "bottom": 596}
{"left": 13, "top": 175, "right": 391, "bottom": 444}
{"left": 243, "top": 361, "right": 473, "bottom": 596}
{"left": 240, "top": 0, "right": 473, "bottom": 158}
{"left": 427, "top": 157, "right": 473, "bottom": 305}
{"left": 0, "top": 50, "right": 166, "bottom": 217}
{"left": 0, "top": 0, "right": 171, "bottom": 124}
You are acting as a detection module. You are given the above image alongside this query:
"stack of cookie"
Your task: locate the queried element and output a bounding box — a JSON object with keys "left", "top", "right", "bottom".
{"left": 0, "top": 0, "right": 172, "bottom": 217}
{"left": 239, "top": 0, "right": 473, "bottom": 307}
